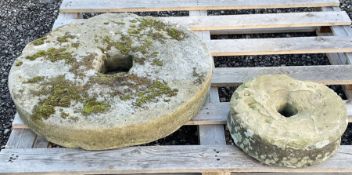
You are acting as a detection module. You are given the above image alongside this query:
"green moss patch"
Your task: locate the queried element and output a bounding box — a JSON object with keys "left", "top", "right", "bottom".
{"left": 88, "top": 73, "right": 178, "bottom": 107}
{"left": 25, "top": 48, "right": 74, "bottom": 64}
{"left": 57, "top": 32, "right": 75, "bottom": 43}
{"left": 26, "top": 50, "right": 47, "bottom": 61}
{"left": 71, "top": 42, "right": 80, "bottom": 48}
{"left": 88, "top": 73, "right": 151, "bottom": 91}
{"left": 31, "top": 76, "right": 113, "bottom": 121}
{"left": 192, "top": 68, "right": 205, "bottom": 84}
{"left": 120, "top": 94, "right": 132, "bottom": 101}
{"left": 32, "top": 36, "right": 47, "bottom": 46}
{"left": 30, "top": 73, "right": 177, "bottom": 120}
{"left": 25, "top": 76, "right": 45, "bottom": 83}
{"left": 15, "top": 61, "right": 23, "bottom": 66}
{"left": 102, "top": 35, "right": 151, "bottom": 65}
{"left": 152, "top": 59, "right": 163, "bottom": 66}
{"left": 27, "top": 16, "right": 186, "bottom": 120}
{"left": 166, "top": 28, "right": 185, "bottom": 41}
{"left": 32, "top": 76, "right": 81, "bottom": 120}
{"left": 137, "top": 18, "right": 186, "bottom": 41}
{"left": 135, "top": 80, "right": 178, "bottom": 107}
{"left": 100, "top": 17, "right": 184, "bottom": 67}
{"left": 83, "top": 99, "right": 110, "bottom": 115}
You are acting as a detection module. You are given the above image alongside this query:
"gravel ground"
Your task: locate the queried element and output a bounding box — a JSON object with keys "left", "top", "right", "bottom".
{"left": 215, "top": 54, "right": 331, "bottom": 67}
{"left": 0, "top": 0, "right": 61, "bottom": 149}
{"left": 0, "top": 1, "right": 351, "bottom": 149}
{"left": 341, "top": 0, "right": 352, "bottom": 19}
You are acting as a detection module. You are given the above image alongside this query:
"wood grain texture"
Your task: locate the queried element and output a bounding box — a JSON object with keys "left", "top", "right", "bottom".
{"left": 5, "top": 129, "right": 36, "bottom": 149}
{"left": 190, "top": 11, "right": 226, "bottom": 154}
{"left": 198, "top": 125, "right": 226, "bottom": 145}
{"left": 2, "top": 145, "right": 352, "bottom": 174}
{"left": 209, "top": 36, "right": 352, "bottom": 56}
{"left": 32, "top": 136, "right": 49, "bottom": 148}
{"left": 52, "top": 12, "right": 351, "bottom": 32}
{"left": 52, "top": 13, "right": 79, "bottom": 29}
{"left": 60, "top": 0, "right": 339, "bottom": 13}
{"left": 212, "top": 65, "right": 352, "bottom": 86}
{"left": 320, "top": 7, "right": 352, "bottom": 100}
{"left": 322, "top": 7, "right": 352, "bottom": 65}
{"left": 198, "top": 88, "right": 226, "bottom": 145}
{"left": 164, "top": 11, "right": 351, "bottom": 31}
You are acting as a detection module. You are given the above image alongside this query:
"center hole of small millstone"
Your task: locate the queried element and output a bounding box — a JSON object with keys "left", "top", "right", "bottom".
{"left": 100, "top": 54, "right": 133, "bottom": 74}
{"left": 278, "top": 103, "right": 298, "bottom": 118}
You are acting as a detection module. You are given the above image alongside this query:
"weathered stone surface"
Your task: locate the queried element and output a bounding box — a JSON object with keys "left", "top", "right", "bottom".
{"left": 8, "top": 13, "right": 213, "bottom": 150}
{"left": 227, "top": 75, "right": 347, "bottom": 168}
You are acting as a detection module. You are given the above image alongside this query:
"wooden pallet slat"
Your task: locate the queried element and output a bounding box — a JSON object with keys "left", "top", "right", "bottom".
{"left": 60, "top": 0, "right": 340, "bottom": 13}
{"left": 198, "top": 88, "right": 226, "bottom": 145}
{"left": 32, "top": 136, "right": 49, "bottom": 148}
{"left": 1, "top": 145, "right": 352, "bottom": 174}
{"left": 190, "top": 12, "right": 227, "bottom": 175}
{"left": 5, "top": 129, "right": 36, "bottom": 149}
{"left": 212, "top": 65, "right": 352, "bottom": 86}
{"left": 52, "top": 11, "right": 351, "bottom": 31}
{"left": 52, "top": 13, "right": 79, "bottom": 29}
{"left": 209, "top": 36, "right": 352, "bottom": 56}
{"left": 165, "top": 11, "right": 351, "bottom": 31}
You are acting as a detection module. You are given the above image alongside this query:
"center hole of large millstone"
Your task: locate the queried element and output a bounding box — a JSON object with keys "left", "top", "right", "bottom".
{"left": 100, "top": 54, "right": 133, "bottom": 74}
{"left": 278, "top": 103, "right": 298, "bottom": 118}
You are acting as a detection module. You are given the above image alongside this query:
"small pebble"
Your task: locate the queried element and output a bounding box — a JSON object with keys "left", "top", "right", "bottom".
{"left": 3, "top": 129, "right": 10, "bottom": 135}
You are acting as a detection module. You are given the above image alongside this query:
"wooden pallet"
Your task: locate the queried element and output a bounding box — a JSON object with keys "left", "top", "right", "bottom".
{"left": 2, "top": 0, "right": 352, "bottom": 174}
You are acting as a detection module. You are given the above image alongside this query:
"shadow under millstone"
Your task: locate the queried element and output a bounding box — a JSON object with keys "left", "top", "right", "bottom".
{"left": 48, "top": 125, "right": 200, "bottom": 148}
{"left": 342, "top": 123, "right": 352, "bottom": 145}
{"left": 143, "top": 125, "right": 199, "bottom": 145}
